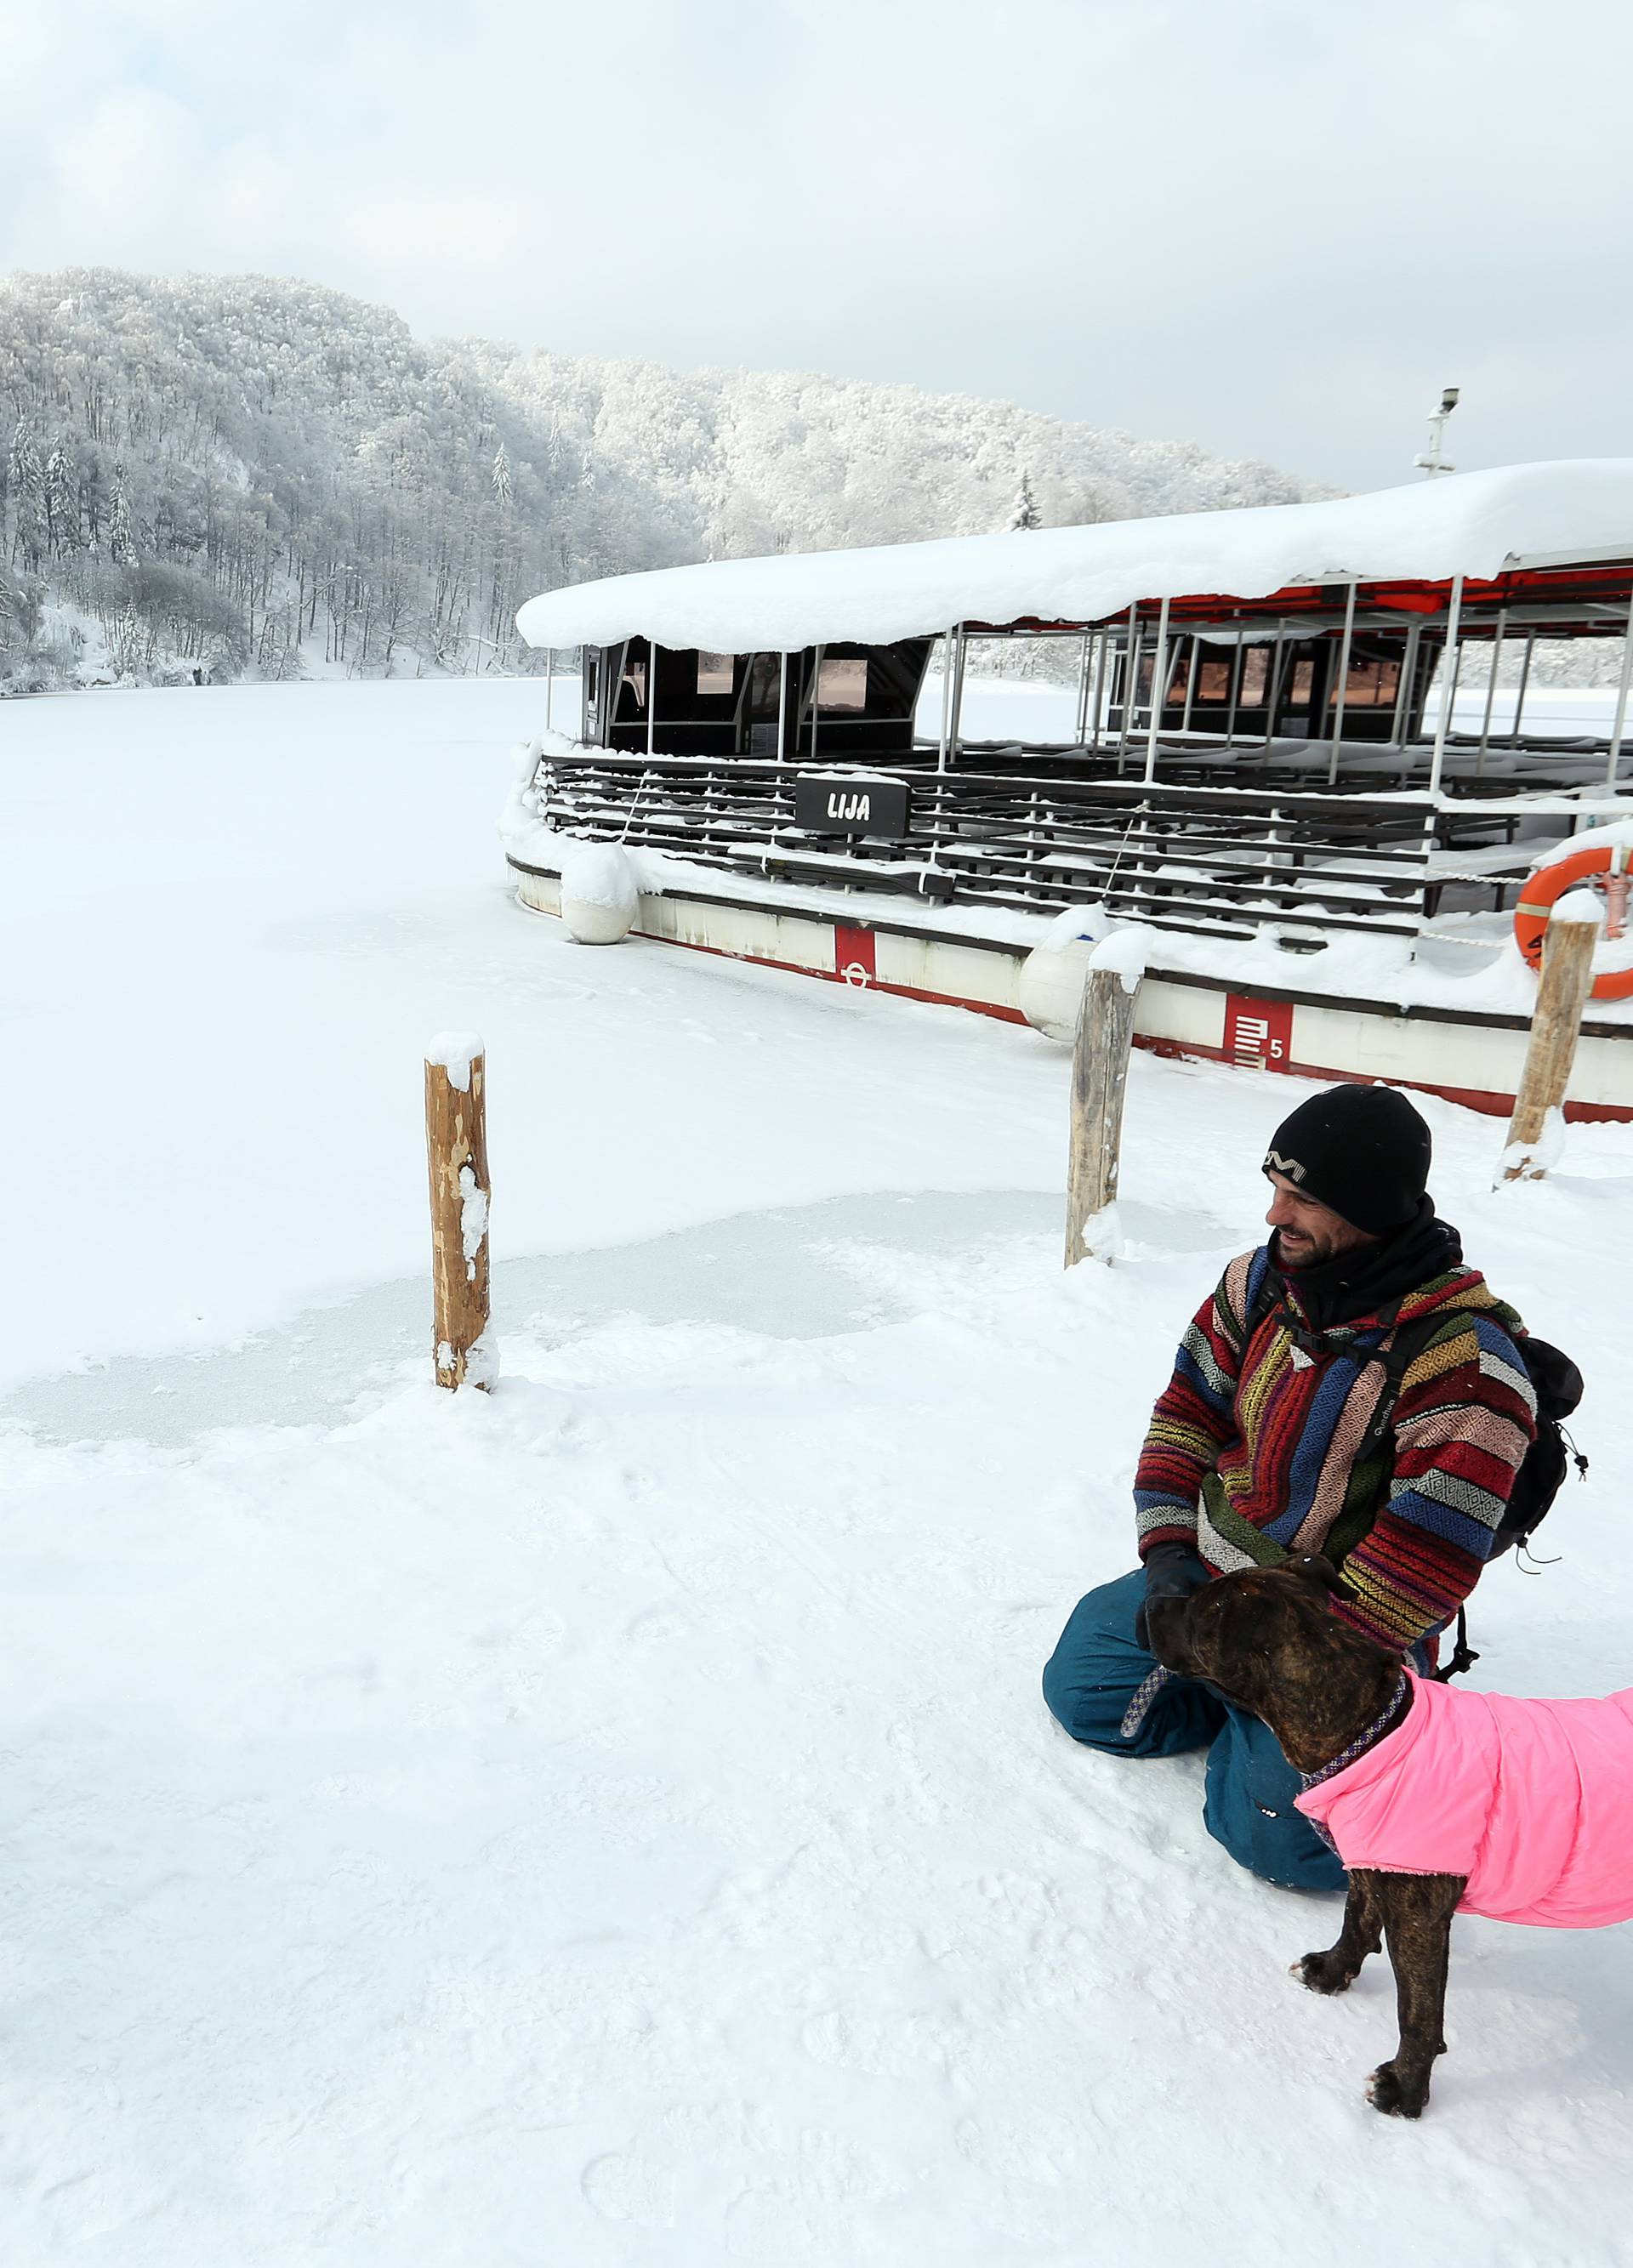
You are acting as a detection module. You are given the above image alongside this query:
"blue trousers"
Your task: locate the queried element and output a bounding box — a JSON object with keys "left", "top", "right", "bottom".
{"left": 1042, "top": 1567, "right": 1346, "bottom": 1892}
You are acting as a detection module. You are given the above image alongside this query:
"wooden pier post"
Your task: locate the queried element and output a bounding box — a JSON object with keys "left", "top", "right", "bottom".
{"left": 425, "top": 1032, "right": 493, "bottom": 1388}
{"left": 1064, "top": 948, "right": 1143, "bottom": 1265}
{"left": 1500, "top": 893, "right": 1603, "bottom": 1184}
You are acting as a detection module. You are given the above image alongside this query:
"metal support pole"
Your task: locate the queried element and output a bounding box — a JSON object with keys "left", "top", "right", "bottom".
{"left": 936, "top": 624, "right": 955, "bottom": 774}
{"left": 1143, "top": 594, "right": 1171, "bottom": 783}
{"left": 766, "top": 650, "right": 790, "bottom": 851}
{"left": 1225, "top": 641, "right": 1242, "bottom": 746}
{"left": 1476, "top": 609, "right": 1506, "bottom": 776}
{"left": 811, "top": 643, "right": 823, "bottom": 765}
{"left": 1181, "top": 635, "right": 1198, "bottom": 734}
{"left": 1428, "top": 576, "right": 1464, "bottom": 797}
{"left": 949, "top": 624, "right": 967, "bottom": 760}
{"left": 1263, "top": 625, "right": 1286, "bottom": 747}
{"left": 1393, "top": 619, "right": 1421, "bottom": 749}
{"left": 1326, "top": 583, "right": 1357, "bottom": 787}
{"left": 1075, "top": 631, "right": 1092, "bottom": 746}
{"left": 1606, "top": 600, "right": 1633, "bottom": 787}
{"left": 646, "top": 639, "right": 657, "bottom": 759}
{"left": 1508, "top": 630, "right": 1536, "bottom": 747}
{"left": 1087, "top": 630, "right": 1107, "bottom": 752}
{"left": 545, "top": 646, "right": 555, "bottom": 731}
{"left": 1116, "top": 608, "right": 1141, "bottom": 773}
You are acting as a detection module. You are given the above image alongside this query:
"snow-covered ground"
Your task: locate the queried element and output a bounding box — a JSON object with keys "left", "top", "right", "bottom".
{"left": 5, "top": 679, "right": 1633, "bottom": 2265}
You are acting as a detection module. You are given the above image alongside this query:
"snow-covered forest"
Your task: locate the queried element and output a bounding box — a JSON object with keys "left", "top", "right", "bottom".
{"left": 0, "top": 268, "right": 1326, "bottom": 694}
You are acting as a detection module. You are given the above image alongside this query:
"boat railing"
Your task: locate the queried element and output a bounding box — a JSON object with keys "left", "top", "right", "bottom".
{"left": 524, "top": 745, "right": 1494, "bottom": 943}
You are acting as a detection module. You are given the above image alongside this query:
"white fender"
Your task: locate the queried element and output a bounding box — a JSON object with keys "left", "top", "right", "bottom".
{"left": 1017, "top": 904, "right": 1119, "bottom": 1041}
{"left": 558, "top": 841, "right": 640, "bottom": 946}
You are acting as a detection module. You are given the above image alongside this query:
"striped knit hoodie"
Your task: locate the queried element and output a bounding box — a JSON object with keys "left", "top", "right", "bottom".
{"left": 1135, "top": 1247, "right": 1538, "bottom": 1651}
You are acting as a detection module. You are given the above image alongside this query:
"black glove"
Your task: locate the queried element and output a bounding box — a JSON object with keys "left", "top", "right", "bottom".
{"left": 1133, "top": 1541, "right": 1209, "bottom": 1653}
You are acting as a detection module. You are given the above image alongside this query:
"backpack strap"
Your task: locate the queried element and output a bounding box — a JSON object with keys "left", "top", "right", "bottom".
{"left": 1354, "top": 1304, "right": 1451, "bottom": 1459}
{"left": 1429, "top": 1606, "right": 1481, "bottom": 1682}
{"left": 1233, "top": 1253, "right": 1279, "bottom": 1353}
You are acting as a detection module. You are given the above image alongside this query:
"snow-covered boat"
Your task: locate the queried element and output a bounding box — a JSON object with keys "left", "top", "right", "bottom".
{"left": 504, "top": 462, "right": 1633, "bottom": 1121}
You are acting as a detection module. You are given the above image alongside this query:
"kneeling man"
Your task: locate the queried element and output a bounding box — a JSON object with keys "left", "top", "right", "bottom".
{"left": 1043, "top": 1083, "right": 1536, "bottom": 1890}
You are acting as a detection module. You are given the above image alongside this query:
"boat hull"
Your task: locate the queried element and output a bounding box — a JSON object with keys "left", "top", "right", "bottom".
{"left": 506, "top": 855, "right": 1633, "bottom": 1123}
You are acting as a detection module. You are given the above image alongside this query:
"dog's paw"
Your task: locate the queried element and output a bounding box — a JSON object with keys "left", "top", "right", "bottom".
{"left": 1291, "top": 1950, "right": 1356, "bottom": 1995}
{"left": 1365, "top": 2061, "right": 1428, "bottom": 2119}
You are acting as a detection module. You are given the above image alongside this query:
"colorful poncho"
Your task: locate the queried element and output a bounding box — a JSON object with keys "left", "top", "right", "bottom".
{"left": 1135, "top": 1248, "right": 1537, "bottom": 1652}
{"left": 1295, "top": 1673, "right": 1633, "bottom": 1927}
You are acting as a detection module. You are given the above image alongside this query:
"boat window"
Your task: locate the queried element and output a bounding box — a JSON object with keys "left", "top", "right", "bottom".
{"left": 697, "top": 651, "right": 735, "bottom": 696}
{"left": 1238, "top": 649, "right": 1270, "bottom": 706}
{"left": 621, "top": 657, "right": 647, "bottom": 709}
{"left": 1289, "top": 659, "right": 1316, "bottom": 706}
{"left": 748, "top": 652, "right": 782, "bottom": 719}
{"left": 1196, "top": 658, "right": 1233, "bottom": 702}
{"left": 817, "top": 657, "right": 868, "bottom": 711}
{"left": 1331, "top": 655, "right": 1401, "bottom": 708}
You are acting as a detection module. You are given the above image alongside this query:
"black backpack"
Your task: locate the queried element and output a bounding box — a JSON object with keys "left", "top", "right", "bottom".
{"left": 1357, "top": 1311, "right": 1586, "bottom": 1561}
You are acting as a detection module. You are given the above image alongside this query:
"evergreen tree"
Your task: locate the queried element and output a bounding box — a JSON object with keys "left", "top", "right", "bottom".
{"left": 9, "top": 419, "right": 47, "bottom": 571}
{"left": 1010, "top": 469, "right": 1041, "bottom": 531}
{"left": 45, "top": 444, "right": 77, "bottom": 556}
{"left": 109, "top": 469, "right": 137, "bottom": 568}
{"left": 491, "top": 441, "right": 512, "bottom": 513}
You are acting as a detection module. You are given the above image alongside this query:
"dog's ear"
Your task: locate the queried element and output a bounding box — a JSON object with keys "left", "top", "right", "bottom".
{"left": 1287, "top": 1554, "right": 1346, "bottom": 1599}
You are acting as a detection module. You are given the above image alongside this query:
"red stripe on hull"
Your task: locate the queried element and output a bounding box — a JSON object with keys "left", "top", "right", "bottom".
{"left": 1135, "top": 1034, "right": 1633, "bottom": 1123}
{"left": 620, "top": 922, "right": 1633, "bottom": 1123}
{"left": 631, "top": 925, "right": 1029, "bottom": 1025}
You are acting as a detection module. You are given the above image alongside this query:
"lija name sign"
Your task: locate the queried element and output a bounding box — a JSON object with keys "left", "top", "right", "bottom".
{"left": 794, "top": 775, "right": 912, "bottom": 838}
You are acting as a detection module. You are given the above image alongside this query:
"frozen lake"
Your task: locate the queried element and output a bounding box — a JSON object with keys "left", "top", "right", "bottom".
{"left": 4, "top": 679, "right": 1633, "bottom": 2265}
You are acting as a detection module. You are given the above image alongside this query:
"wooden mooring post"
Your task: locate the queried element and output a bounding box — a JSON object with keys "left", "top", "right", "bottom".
{"left": 425, "top": 1032, "right": 493, "bottom": 1388}
{"left": 1499, "top": 894, "right": 1603, "bottom": 1184}
{"left": 1064, "top": 946, "right": 1145, "bottom": 1266}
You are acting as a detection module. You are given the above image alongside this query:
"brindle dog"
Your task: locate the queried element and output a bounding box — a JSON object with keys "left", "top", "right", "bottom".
{"left": 1145, "top": 1558, "right": 1465, "bottom": 2119}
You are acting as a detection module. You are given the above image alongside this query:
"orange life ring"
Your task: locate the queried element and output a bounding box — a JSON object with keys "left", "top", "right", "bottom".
{"left": 1513, "top": 840, "right": 1633, "bottom": 1001}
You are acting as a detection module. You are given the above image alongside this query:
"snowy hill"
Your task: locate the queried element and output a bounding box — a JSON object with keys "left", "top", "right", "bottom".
{"left": 0, "top": 269, "right": 1327, "bottom": 694}
{"left": 4, "top": 678, "right": 1633, "bottom": 2260}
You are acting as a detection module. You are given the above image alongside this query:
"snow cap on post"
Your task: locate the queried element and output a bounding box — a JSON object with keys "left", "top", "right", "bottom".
{"left": 426, "top": 1032, "right": 485, "bottom": 1094}
{"left": 1087, "top": 929, "right": 1149, "bottom": 997}
{"left": 1551, "top": 887, "right": 1608, "bottom": 926}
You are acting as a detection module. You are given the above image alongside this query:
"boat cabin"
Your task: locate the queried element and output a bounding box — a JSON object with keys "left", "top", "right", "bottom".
{"left": 511, "top": 462, "right": 1633, "bottom": 952}
{"left": 589, "top": 639, "right": 932, "bottom": 763}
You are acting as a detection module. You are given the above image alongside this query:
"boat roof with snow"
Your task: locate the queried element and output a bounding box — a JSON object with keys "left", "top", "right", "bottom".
{"left": 515, "top": 460, "right": 1633, "bottom": 653}
{"left": 505, "top": 458, "right": 1633, "bottom": 983}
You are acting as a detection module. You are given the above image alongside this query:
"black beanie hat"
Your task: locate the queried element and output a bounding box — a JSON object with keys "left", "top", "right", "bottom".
{"left": 1262, "top": 1084, "right": 1432, "bottom": 1236}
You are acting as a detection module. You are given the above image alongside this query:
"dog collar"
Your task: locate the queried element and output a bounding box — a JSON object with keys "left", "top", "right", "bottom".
{"left": 1298, "top": 1670, "right": 1411, "bottom": 1796}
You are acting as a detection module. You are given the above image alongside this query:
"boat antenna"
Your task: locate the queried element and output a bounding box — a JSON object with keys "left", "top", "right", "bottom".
{"left": 1414, "top": 387, "right": 1459, "bottom": 477}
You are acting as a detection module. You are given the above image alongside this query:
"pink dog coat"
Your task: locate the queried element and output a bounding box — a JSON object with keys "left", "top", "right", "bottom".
{"left": 1295, "top": 1672, "right": 1633, "bottom": 1927}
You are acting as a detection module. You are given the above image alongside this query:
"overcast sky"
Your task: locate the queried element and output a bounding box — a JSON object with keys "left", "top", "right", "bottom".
{"left": 3, "top": 0, "right": 1626, "bottom": 496}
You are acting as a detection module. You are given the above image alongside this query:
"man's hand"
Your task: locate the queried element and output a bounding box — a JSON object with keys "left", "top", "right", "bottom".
{"left": 1134, "top": 1541, "right": 1209, "bottom": 1652}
